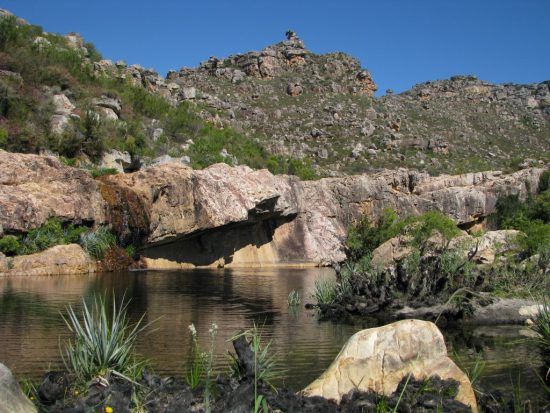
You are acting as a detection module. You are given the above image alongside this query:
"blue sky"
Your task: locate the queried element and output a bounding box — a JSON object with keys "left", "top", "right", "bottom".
{"left": 3, "top": 0, "right": 549, "bottom": 95}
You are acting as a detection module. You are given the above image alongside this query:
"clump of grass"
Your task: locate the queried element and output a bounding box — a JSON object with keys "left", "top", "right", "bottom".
{"left": 313, "top": 278, "right": 338, "bottom": 305}
{"left": 90, "top": 167, "right": 119, "bottom": 178}
{"left": 79, "top": 226, "right": 117, "bottom": 260}
{"left": 61, "top": 294, "right": 150, "bottom": 385}
{"left": 287, "top": 290, "right": 301, "bottom": 306}
{"left": 186, "top": 324, "right": 203, "bottom": 390}
{"left": 531, "top": 295, "right": 550, "bottom": 375}
{"left": 230, "top": 323, "right": 279, "bottom": 413}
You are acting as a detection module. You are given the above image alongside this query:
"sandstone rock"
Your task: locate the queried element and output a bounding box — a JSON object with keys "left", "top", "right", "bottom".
{"left": 180, "top": 87, "right": 196, "bottom": 100}
{"left": 470, "top": 230, "right": 521, "bottom": 264}
{"left": 52, "top": 94, "right": 75, "bottom": 115}
{"left": 99, "top": 150, "right": 132, "bottom": 173}
{"left": 152, "top": 128, "right": 164, "bottom": 141}
{"left": 92, "top": 96, "right": 121, "bottom": 116}
{"left": 0, "top": 363, "right": 37, "bottom": 413}
{"left": 106, "top": 162, "right": 541, "bottom": 268}
{"left": 0, "top": 244, "right": 96, "bottom": 276}
{"left": 50, "top": 114, "right": 70, "bottom": 135}
{"left": 286, "top": 82, "right": 303, "bottom": 96}
{"left": 371, "top": 235, "right": 411, "bottom": 268}
{"left": 0, "top": 151, "right": 107, "bottom": 233}
{"left": 0, "top": 151, "right": 542, "bottom": 269}
{"left": 302, "top": 320, "right": 477, "bottom": 411}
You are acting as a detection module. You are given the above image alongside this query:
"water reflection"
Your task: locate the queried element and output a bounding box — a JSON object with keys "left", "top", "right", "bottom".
{"left": 0, "top": 269, "right": 546, "bottom": 397}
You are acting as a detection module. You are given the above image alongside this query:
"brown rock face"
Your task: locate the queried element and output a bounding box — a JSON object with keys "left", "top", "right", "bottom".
{"left": 0, "top": 151, "right": 543, "bottom": 269}
{"left": 0, "top": 244, "right": 96, "bottom": 276}
{"left": 301, "top": 319, "right": 478, "bottom": 411}
{"left": 103, "top": 162, "right": 542, "bottom": 268}
{"left": 0, "top": 151, "right": 106, "bottom": 235}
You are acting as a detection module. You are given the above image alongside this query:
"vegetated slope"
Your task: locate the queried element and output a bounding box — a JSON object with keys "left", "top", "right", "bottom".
{"left": 0, "top": 9, "right": 548, "bottom": 179}
{"left": 169, "top": 32, "right": 549, "bottom": 176}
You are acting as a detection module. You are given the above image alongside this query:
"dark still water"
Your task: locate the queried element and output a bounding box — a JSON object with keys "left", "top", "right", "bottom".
{"left": 0, "top": 268, "right": 546, "bottom": 398}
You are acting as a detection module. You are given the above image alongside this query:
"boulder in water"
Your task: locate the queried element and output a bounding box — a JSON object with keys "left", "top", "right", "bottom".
{"left": 301, "top": 319, "right": 478, "bottom": 411}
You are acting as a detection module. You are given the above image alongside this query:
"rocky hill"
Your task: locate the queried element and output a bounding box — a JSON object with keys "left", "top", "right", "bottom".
{"left": 0, "top": 11, "right": 548, "bottom": 178}
{"left": 167, "top": 30, "right": 549, "bottom": 176}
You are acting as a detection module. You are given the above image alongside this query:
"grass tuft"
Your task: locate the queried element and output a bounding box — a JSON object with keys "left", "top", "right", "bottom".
{"left": 79, "top": 226, "right": 117, "bottom": 260}
{"left": 61, "top": 294, "right": 150, "bottom": 385}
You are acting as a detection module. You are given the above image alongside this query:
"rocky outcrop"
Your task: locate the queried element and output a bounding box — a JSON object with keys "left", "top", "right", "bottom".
{"left": 396, "top": 298, "right": 543, "bottom": 325}
{"left": 102, "top": 161, "right": 542, "bottom": 268}
{"left": 0, "top": 151, "right": 107, "bottom": 235}
{"left": 0, "top": 363, "right": 37, "bottom": 413}
{"left": 0, "top": 244, "right": 96, "bottom": 276}
{"left": 0, "top": 150, "right": 543, "bottom": 269}
{"left": 301, "top": 319, "right": 478, "bottom": 411}
{"left": 371, "top": 229, "right": 522, "bottom": 268}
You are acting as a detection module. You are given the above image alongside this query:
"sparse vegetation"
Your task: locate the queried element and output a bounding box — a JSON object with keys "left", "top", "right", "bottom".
{"left": 0, "top": 218, "right": 120, "bottom": 261}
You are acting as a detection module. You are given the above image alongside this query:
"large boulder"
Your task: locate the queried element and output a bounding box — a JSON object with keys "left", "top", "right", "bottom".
{"left": 301, "top": 319, "right": 478, "bottom": 411}
{"left": 0, "top": 244, "right": 96, "bottom": 276}
{"left": 0, "top": 151, "right": 107, "bottom": 234}
{"left": 0, "top": 363, "right": 37, "bottom": 413}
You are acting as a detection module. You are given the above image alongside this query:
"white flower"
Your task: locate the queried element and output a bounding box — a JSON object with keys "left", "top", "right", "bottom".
{"left": 208, "top": 323, "right": 218, "bottom": 336}
{"left": 188, "top": 323, "right": 197, "bottom": 336}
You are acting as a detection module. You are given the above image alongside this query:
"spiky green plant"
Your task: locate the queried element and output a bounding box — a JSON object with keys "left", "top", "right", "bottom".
{"left": 287, "top": 290, "right": 301, "bottom": 306}
{"left": 61, "top": 294, "right": 150, "bottom": 385}
{"left": 312, "top": 278, "right": 337, "bottom": 305}
{"left": 79, "top": 226, "right": 117, "bottom": 260}
{"left": 531, "top": 295, "right": 550, "bottom": 377}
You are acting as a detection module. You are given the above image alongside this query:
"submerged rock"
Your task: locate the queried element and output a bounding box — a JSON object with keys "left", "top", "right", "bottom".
{"left": 0, "top": 363, "right": 37, "bottom": 413}
{"left": 301, "top": 319, "right": 478, "bottom": 411}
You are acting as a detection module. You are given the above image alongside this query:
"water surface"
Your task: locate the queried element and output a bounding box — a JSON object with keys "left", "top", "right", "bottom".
{"left": 0, "top": 268, "right": 545, "bottom": 399}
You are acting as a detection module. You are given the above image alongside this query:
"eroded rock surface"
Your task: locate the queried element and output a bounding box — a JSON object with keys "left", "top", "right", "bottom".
{"left": 0, "top": 363, "right": 37, "bottom": 413}
{"left": 301, "top": 319, "right": 478, "bottom": 411}
{"left": 0, "top": 151, "right": 106, "bottom": 235}
{"left": 0, "top": 150, "right": 544, "bottom": 269}
{"left": 0, "top": 244, "right": 96, "bottom": 276}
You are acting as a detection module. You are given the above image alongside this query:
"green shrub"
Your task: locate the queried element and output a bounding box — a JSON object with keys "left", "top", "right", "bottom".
{"left": 123, "top": 86, "right": 171, "bottom": 119}
{"left": 19, "top": 218, "right": 68, "bottom": 255}
{"left": 539, "top": 170, "right": 550, "bottom": 193}
{"left": 406, "top": 210, "right": 461, "bottom": 252}
{"left": 517, "top": 220, "right": 550, "bottom": 257}
{"left": 346, "top": 209, "right": 407, "bottom": 262}
{"left": 0, "top": 235, "right": 20, "bottom": 255}
{"left": 530, "top": 295, "right": 549, "bottom": 368}
{"left": 80, "top": 226, "right": 117, "bottom": 260}
{"left": 0, "top": 128, "right": 7, "bottom": 148}
{"left": 62, "top": 294, "right": 149, "bottom": 385}
{"left": 90, "top": 167, "right": 119, "bottom": 178}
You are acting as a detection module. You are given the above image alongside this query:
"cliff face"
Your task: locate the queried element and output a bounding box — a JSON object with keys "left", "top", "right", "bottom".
{"left": 1, "top": 151, "right": 542, "bottom": 269}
